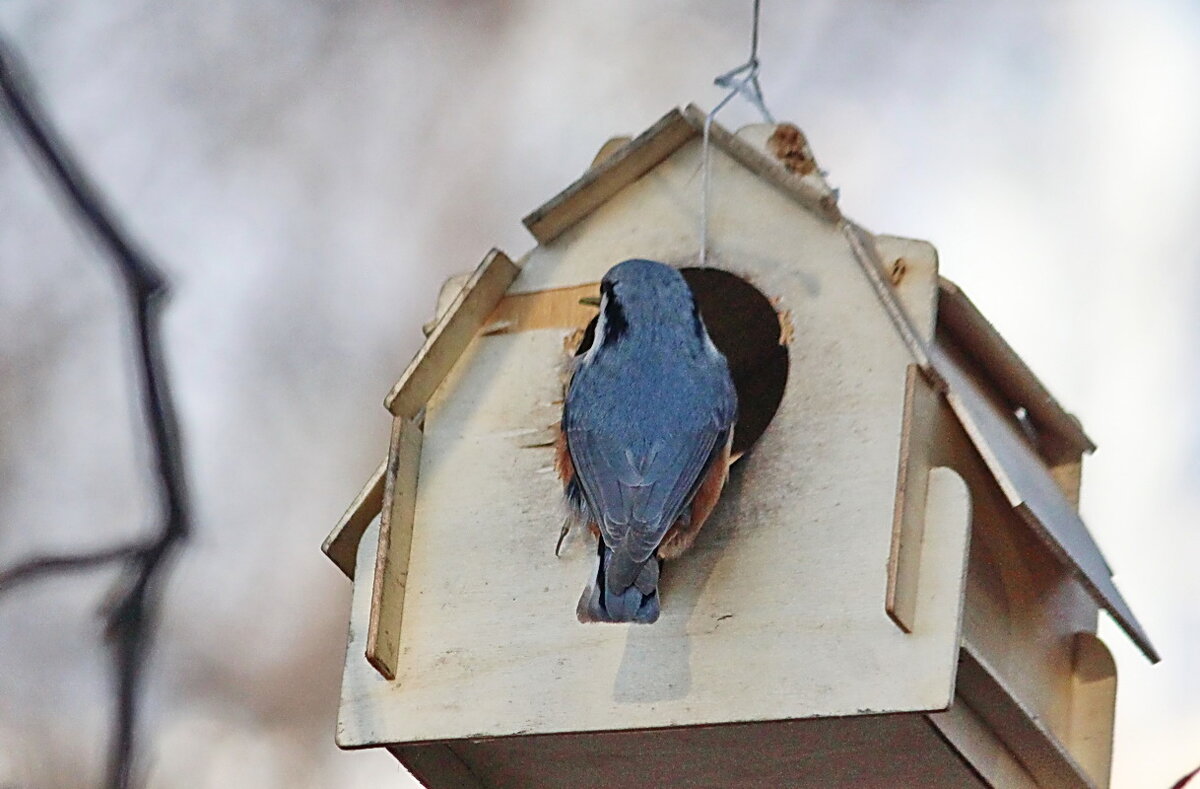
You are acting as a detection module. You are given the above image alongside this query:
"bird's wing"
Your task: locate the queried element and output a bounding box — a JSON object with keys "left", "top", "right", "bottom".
{"left": 566, "top": 404, "right": 732, "bottom": 565}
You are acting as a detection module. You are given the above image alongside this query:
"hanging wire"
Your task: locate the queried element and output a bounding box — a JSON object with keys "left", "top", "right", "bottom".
{"left": 699, "top": 0, "right": 775, "bottom": 265}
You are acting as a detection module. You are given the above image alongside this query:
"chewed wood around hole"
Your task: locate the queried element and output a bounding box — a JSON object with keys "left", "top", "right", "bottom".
{"left": 573, "top": 267, "right": 789, "bottom": 459}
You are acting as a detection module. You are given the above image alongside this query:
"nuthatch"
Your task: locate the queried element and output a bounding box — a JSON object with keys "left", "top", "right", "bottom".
{"left": 556, "top": 259, "right": 738, "bottom": 623}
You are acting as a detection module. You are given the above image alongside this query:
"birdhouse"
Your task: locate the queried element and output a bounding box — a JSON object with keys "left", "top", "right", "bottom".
{"left": 322, "top": 106, "right": 1156, "bottom": 788}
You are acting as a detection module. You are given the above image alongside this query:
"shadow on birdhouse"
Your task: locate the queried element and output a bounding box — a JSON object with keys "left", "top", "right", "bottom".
{"left": 322, "top": 107, "right": 1156, "bottom": 789}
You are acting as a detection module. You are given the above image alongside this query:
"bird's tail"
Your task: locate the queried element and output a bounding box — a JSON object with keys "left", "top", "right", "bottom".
{"left": 577, "top": 540, "right": 660, "bottom": 623}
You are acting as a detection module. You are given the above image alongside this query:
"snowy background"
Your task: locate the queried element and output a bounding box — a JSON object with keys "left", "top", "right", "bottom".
{"left": 0, "top": 1, "right": 1196, "bottom": 787}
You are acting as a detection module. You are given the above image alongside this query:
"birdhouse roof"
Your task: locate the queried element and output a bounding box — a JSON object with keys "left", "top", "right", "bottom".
{"left": 325, "top": 106, "right": 1155, "bottom": 662}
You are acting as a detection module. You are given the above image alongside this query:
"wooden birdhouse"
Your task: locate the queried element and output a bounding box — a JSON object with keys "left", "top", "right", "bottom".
{"left": 322, "top": 106, "right": 1156, "bottom": 788}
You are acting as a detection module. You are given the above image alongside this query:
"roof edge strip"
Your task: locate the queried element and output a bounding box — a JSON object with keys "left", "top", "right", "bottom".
{"left": 938, "top": 278, "right": 1096, "bottom": 460}
{"left": 522, "top": 107, "right": 698, "bottom": 244}
{"left": 523, "top": 105, "right": 846, "bottom": 247}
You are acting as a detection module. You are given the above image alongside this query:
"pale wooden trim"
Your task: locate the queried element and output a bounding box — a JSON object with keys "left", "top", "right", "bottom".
{"left": 322, "top": 459, "right": 387, "bottom": 579}
{"left": 366, "top": 416, "right": 423, "bottom": 680}
{"left": 385, "top": 249, "right": 520, "bottom": 417}
{"left": 483, "top": 282, "right": 600, "bottom": 335}
{"left": 938, "top": 277, "right": 1095, "bottom": 460}
{"left": 522, "top": 108, "right": 697, "bottom": 244}
{"left": 886, "top": 365, "right": 939, "bottom": 632}
{"left": 957, "top": 644, "right": 1096, "bottom": 789}
{"left": 522, "top": 105, "right": 847, "bottom": 247}
{"left": 1067, "top": 632, "right": 1117, "bottom": 788}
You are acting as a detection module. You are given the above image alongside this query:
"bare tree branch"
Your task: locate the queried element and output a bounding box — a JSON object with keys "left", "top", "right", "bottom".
{"left": 0, "top": 35, "right": 190, "bottom": 789}
{"left": 1174, "top": 766, "right": 1200, "bottom": 789}
{"left": 0, "top": 544, "right": 149, "bottom": 594}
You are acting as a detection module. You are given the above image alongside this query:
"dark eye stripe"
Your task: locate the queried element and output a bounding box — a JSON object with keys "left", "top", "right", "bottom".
{"left": 600, "top": 281, "right": 627, "bottom": 345}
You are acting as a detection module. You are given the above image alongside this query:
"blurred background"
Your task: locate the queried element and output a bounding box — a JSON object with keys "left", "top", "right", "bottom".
{"left": 0, "top": 1, "right": 1196, "bottom": 787}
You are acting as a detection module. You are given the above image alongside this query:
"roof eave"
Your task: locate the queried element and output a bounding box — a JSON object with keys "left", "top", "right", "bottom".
{"left": 937, "top": 277, "right": 1096, "bottom": 461}
{"left": 522, "top": 104, "right": 841, "bottom": 247}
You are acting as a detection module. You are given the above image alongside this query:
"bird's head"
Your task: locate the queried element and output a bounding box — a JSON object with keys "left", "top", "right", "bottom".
{"left": 583, "top": 259, "right": 710, "bottom": 359}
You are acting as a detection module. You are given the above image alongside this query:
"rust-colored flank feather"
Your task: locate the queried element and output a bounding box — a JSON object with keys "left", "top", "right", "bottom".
{"left": 554, "top": 422, "right": 574, "bottom": 484}
{"left": 657, "top": 436, "right": 733, "bottom": 560}
{"left": 555, "top": 422, "right": 601, "bottom": 539}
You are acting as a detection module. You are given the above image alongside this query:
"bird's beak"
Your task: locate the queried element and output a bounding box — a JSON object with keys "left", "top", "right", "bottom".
{"left": 579, "top": 296, "right": 601, "bottom": 307}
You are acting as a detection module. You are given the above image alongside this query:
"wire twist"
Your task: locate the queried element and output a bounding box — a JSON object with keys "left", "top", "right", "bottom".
{"left": 699, "top": 0, "right": 775, "bottom": 266}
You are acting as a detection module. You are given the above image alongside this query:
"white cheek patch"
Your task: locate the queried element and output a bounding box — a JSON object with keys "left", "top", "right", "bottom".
{"left": 583, "top": 293, "right": 609, "bottom": 364}
{"left": 696, "top": 313, "right": 722, "bottom": 359}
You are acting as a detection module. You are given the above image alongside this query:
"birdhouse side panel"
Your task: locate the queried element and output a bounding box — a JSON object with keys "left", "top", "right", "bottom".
{"left": 930, "top": 391, "right": 1109, "bottom": 781}
{"left": 337, "top": 137, "right": 972, "bottom": 747}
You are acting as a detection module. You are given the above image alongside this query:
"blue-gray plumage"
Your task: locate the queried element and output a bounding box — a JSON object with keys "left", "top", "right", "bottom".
{"left": 559, "top": 259, "right": 737, "bottom": 623}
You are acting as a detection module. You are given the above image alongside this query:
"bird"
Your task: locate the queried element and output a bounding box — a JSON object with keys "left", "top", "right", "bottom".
{"left": 557, "top": 259, "right": 738, "bottom": 623}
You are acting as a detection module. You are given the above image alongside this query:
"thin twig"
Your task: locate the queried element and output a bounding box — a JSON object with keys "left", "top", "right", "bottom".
{"left": 0, "top": 543, "right": 148, "bottom": 594}
{"left": 0, "top": 35, "right": 190, "bottom": 789}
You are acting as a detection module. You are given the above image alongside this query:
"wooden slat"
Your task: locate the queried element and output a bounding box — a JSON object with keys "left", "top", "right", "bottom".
{"left": 938, "top": 278, "right": 1095, "bottom": 461}
{"left": 886, "top": 365, "right": 940, "bottom": 632}
{"left": 366, "top": 416, "right": 423, "bottom": 680}
{"left": 483, "top": 282, "right": 599, "bottom": 334}
{"left": 522, "top": 108, "right": 697, "bottom": 244}
{"left": 385, "top": 248, "right": 520, "bottom": 417}
{"left": 322, "top": 459, "right": 386, "bottom": 579}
